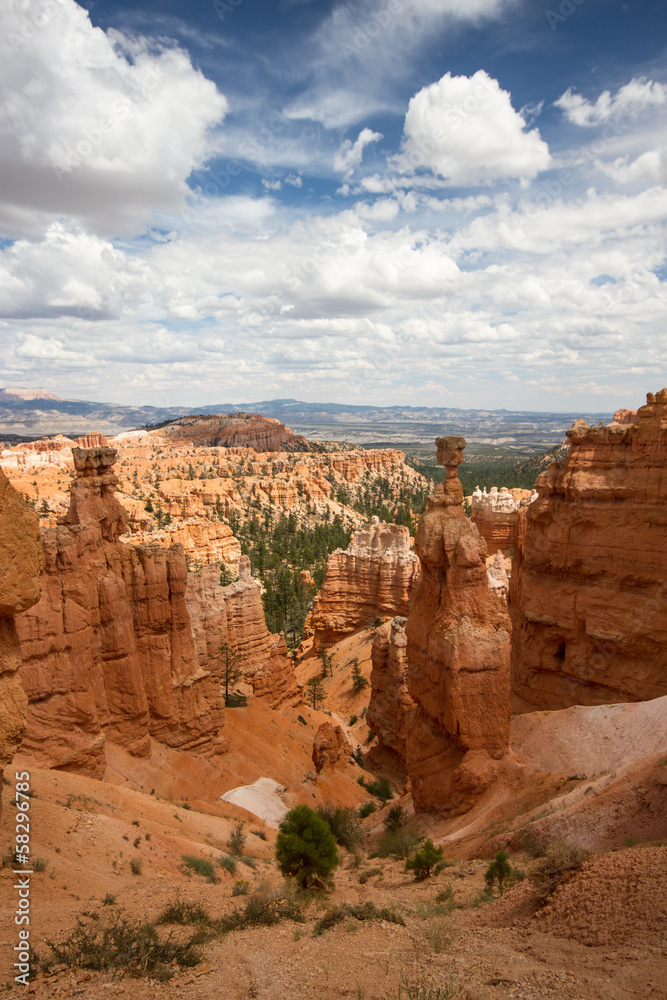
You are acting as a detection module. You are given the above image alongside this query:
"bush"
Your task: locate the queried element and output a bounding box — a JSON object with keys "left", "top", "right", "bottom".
{"left": 181, "top": 855, "right": 218, "bottom": 883}
{"left": 316, "top": 804, "right": 363, "bottom": 851}
{"left": 358, "top": 801, "right": 376, "bottom": 819}
{"left": 226, "top": 822, "right": 247, "bottom": 857}
{"left": 217, "top": 888, "right": 304, "bottom": 932}
{"left": 376, "top": 827, "right": 420, "bottom": 860}
{"left": 484, "top": 851, "right": 512, "bottom": 894}
{"left": 313, "top": 901, "right": 404, "bottom": 935}
{"left": 405, "top": 839, "right": 446, "bottom": 880}
{"left": 275, "top": 805, "right": 340, "bottom": 889}
{"left": 157, "top": 901, "right": 210, "bottom": 926}
{"left": 529, "top": 840, "right": 589, "bottom": 900}
{"left": 359, "top": 776, "right": 392, "bottom": 803}
{"left": 251, "top": 829, "right": 267, "bottom": 841}
{"left": 216, "top": 854, "right": 237, "bottom": 875}
{"left": 129, "top": 858, "right": 143, "bottom": 876}
{"left": 41, "top": 910, "right": 202, "bottom": 979}
{"left": 349, "top": 715, "right": 358, "bottom": 726}
{"left": 232, "top": 880, "right": 251, "bottom": 896}
{"left": 383, "top": 805, "right": 406, "bottom": 833}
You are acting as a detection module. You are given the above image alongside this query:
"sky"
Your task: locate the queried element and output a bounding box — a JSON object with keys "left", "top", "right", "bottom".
{"left": 1, "top": 0, "right": 666, "bottom": 412}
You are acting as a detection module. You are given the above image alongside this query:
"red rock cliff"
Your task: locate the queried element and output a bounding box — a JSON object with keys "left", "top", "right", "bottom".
{"left": 405, "top": 437, "right": 512, "bottom": 814}
{"left": 0, "top": 469, "right": 43, "bottom": 813}
{"left": 308, "top": 518, "right": 420, "bottom": 649}
{"left": 470, "top": 486, "right": 537, "bottom": 552}
{"left": 157, "top": 413, "right": 312, "bottom": 452}
{"left": 510, "top": 389, "right": 667, "bottom": 711}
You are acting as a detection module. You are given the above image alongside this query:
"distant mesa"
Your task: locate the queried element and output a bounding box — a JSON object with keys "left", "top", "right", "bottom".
{"left": 153, "top": 413, "right": 312, "bottom": 453}
{"left": 0, "top": 387, "right": 62, "bottom": 401}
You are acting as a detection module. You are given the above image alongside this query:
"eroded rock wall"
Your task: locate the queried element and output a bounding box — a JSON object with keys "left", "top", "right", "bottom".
{"left": 405, "top": 437, "right": 512, "bottom": 814}
{"left": 308, "top": 517, "right": 420, "bottom": 648}
{"left": 470, "top": 486, "right": 537, "bottom": 552}
{"left": 15, "top": 449, "right": 296, "bottom": 776}
{"left": 509, "top": 390, "right": 667, "bottom": 711}
{"left": 0, "top": 469, "right": 43, "bottom": 812}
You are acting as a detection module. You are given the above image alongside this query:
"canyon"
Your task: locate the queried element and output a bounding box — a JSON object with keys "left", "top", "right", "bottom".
{"left": 0, "top": 398, "right": 665, "bottom": 1000}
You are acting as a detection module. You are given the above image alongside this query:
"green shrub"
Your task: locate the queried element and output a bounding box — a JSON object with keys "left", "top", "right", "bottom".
{"left": 405, "top": 839, "right": 445, "bottom": 880}
{"left": 297, "top": 715, "right": 307, "bottom": 726}
{"left": 33, "top": 857, "right": 49, "bottom": 872}
{"left": 181, "top": 855, "right": 218, "bottom": 883}
{"left": 358, "top": 801, "right": 376, "bottom": 819}
{"left": 226, "top": 822, "right": 247, "bottom": 857}
{"left": 353, "top": 747, "right": 364, "bottom": 767}
{"left": 156, "top": 901, "right": 210, "bottom": 926}
{"left": 349, "top": 715, "right": 358, "bottom": 726}
{"left": 359, "top": 776, "right": 392, "bottom": 803}
{"left": 41, "top": 910, "right": 202, "bottom": 979}
{"left": 251, "top": 828, "right": 268, "bottom": 841}
{"left": 217, "top": 888, "right": 304, "bottom": 932}
{"left": 275, "top": 805, "right": 339, "bottom": 889}
{"left": 216, "top": 854, "right": 237, "bottom": 874}
{"left": 358, "top": 867, "right": 382, "bottom": 884}
{"left": 529, "top": 840, "right": 589, "bottom": 900}
{"left": 232, "top": 879, "right": 251, "bottom": 896}
{"left": 129, "top": 858, "right": 143, "bottom": 876}
{"left": 376, "top": 827, "right": 420, "bottom": 860}
{"left": 314, "top": 901, "right": 404, "bottom": 935}
{"left": 484, "top": 851, "right": 512, "bottom": 894}
{"left": 383, "top": 805, "right": 406, "bottom": 833}
{"left": 316, "top": 804, "right": 363, "bottom": 851}
{"left": 102, "top": 894, "right": 116, "bottom": 907}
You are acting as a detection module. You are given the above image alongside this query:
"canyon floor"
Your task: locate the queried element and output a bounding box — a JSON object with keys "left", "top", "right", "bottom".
{"left": 2, "top": 636, "right": 666, "bottom": 1000}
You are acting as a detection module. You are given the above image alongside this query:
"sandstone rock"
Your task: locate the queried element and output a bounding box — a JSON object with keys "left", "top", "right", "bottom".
{"left": 157, "top": 413, "right": 312, "bottom": 452}
{"left": 312, "top": 721, "right": 352, "bottom": 772}
{"left": 487, "top": 550, "right": 509, "bottom": 598}
{"left": 613, "top": 408, "right": 638, "bottom": 425}
{"left": 127, "top": 518, "right": 241, "bottom": 572}
{"left": 366, "top": 617, "right": 415, "bottom": 758}
{"left": 308, "top": 518, "right": 420, "bottom": 648}
{"left": 0, "top": 469, "right": 43, "bottom": 814}
{"left": 16, "top": 448, "right": 227, "bottom": 775}
{"left": 510, "top": 389, "right": 667, "bottom": 711}
{"left": 405, "top": 437, "right": 512, "bottom": 814}
{"left": 252, "top": 633, "right": 301, "bottom": 708}
{"left": 471, "top": 486, "right": 537, "bottom": 552}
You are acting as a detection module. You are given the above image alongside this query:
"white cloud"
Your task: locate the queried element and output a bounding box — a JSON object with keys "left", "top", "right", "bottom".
{"left": 334, "top": 128, "right": 383, "bottom": 180}
{"left": 556, "top": 78, "right": 667, "bottom": 127}
{"left": 398, "top": 70, "right": 551, "bottom": 185}
{"left": 597, "top": 151, "right": 665, "bottom": 186}
{"left": 0, "top": 0, "right": 227, "bottom": 238}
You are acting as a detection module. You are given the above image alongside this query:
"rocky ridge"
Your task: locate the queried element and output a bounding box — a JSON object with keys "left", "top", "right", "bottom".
{"left": 510, "top": 389, "right": 667, "bottom": 710}
{"left": 14, "top": 447, "right": 297, "bottom": 776}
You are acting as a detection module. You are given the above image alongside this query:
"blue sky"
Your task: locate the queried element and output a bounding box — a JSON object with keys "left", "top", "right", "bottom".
{"left": 1, "top": 0, "right": 666, "bottom": 411}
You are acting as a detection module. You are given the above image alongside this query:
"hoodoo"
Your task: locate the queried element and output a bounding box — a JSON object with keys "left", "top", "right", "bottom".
{"left": 510, "top": 389, "right": 667, "bottom": 711}
{"left": 308, "top": 517, "right": 419, "bottom": 649}
{"left": 14, "top": 447, "right": 297, "bottom": 775}
{"left": 405, "top": 436, "right": 512, "bottom": 813}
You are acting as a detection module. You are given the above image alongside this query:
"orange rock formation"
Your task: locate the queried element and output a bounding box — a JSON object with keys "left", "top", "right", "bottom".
{"left": 366, "top": 616, "right": 415, "bottom": 759}
{"left": 312, "top": 721, "right": 353, "bottom": 772}
{"left": 510, "top": 389, "right": 667, "bottom": 710}
{"left": 308, "top": 518, "right": 419, "bottom": 649}
{"left": 0, "top": 469, "right": 43, "bottom": 812}
{"left": 405, "top": 436, "right": 512, "bottom": 813}
{"left": 15, "top": 448, "right": 297, "bottom": 776}
{"left": 157, "top": 413, "right": 312, "bottom": 452}
{"left": 470, "top": 485, "right": 536, "bottom": 552}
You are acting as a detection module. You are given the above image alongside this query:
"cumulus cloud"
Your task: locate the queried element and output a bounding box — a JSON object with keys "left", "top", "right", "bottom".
{"left": 556, "top": 78, "right": 667, "bottom": 127}
{"left": 397, "top": 71, "right": 551, "bottom": 185}
{"left": 0, "top": 0, "right": 227, "bottom": 238}
{"left": 597, "top": 151, "right": 666, "bottom": 186}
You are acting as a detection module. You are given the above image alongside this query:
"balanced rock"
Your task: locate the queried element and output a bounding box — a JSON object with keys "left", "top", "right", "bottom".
{"left": 405, "top": 437, "right": 512, "bottom": 814}
{"left": 510, "top": 389, "right": 667, "bottom": 710}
